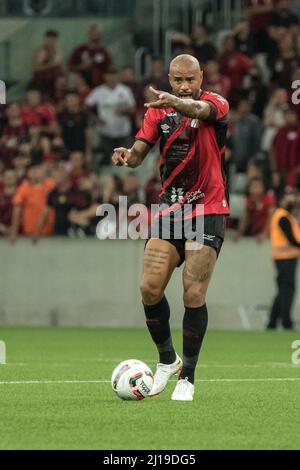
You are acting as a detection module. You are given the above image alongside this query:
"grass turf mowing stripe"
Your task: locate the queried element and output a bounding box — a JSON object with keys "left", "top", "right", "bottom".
{"left": 1, "top": 377, "right": 300, "bottom": 385}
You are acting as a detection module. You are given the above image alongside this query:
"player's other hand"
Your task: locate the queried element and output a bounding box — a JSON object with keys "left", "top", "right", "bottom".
{"left": 112, "top": 147, "right": 130, "bottom": 166}
{"left": 144, "top": 86, "right": 177, "bottom": 109}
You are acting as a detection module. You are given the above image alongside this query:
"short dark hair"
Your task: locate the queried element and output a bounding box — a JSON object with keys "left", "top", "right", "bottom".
{"left": 27, "top": 162, "right": 41, "bottom": 170}
{"left": 45, "top": 29, "right": 58, "bottom": 38}
{"left": 26, "top": 86, "right": 41, "bottom": 94}
{"left": 105, "top": 66, "right": 118, "bottom": 75}
{"left": 65, "top": 89, "right": 79, "bottom": 96}
{"left": 247, "top": 158, "right": 262, "bottom": 169}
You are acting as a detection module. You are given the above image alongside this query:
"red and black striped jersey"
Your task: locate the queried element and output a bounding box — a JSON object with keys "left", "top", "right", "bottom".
{"left": 136, "top": 90, "right": 230, "bottom": 215}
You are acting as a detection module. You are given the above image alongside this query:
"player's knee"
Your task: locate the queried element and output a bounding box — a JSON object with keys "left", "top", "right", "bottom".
{"left": 140, "top": 279, "right": 164, "bottom": 305}
{"left": 183, "top": 283, "right": 206, "bottom": 308}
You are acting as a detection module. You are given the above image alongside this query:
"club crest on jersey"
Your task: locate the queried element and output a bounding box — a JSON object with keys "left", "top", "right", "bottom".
{"left": 171, "top": 187, "right": 185, "bottom": 203}
{"left": 160, "top": 123, "right": 170, "bottom": 134}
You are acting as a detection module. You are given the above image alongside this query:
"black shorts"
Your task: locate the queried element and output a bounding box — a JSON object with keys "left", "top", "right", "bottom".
{"left": 145, "top": 214, "right": 227, "bottom": 267}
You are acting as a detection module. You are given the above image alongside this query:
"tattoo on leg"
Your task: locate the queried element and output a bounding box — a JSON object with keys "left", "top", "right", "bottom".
{"left": 184, "top": 248, "right": 215, "bottom": 283}
{"left": 143, "top": 248, "right": 169, "bottom": 276}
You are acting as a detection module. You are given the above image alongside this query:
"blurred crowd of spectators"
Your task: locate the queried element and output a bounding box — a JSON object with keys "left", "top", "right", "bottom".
{"left": 1, "top": 0, "right": 300, "bottom": 243}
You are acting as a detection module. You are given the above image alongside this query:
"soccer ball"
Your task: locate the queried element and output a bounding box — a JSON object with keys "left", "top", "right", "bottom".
{"left": 111, "top": 359, "right": 154, "bottom": 400}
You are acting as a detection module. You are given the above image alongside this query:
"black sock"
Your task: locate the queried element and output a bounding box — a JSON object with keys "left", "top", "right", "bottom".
{"left": 143, "top": 296, "right": 176, "bottom": 364}
{"left": 181, "top": 304, "right": 208, "bottom": 384}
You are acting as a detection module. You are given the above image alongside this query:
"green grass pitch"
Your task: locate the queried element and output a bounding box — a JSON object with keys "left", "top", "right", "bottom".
{"left": 0, "top": 327, "right": 300, "bottom": 450}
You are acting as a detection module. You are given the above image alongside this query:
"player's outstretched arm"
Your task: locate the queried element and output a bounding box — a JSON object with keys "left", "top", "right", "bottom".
{"left": 112, "top": 140, "right": 150, "bottom": 168}
{"left": 145, "top": 86, "right": 211, "bottom": 120}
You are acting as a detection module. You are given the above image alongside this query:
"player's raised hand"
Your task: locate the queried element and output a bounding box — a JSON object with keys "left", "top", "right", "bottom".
{"left": 112, "top": 147, "right": 130, "bottom": 166}
{"left": 144, "top": 86, "right": 177, "bottom": 109}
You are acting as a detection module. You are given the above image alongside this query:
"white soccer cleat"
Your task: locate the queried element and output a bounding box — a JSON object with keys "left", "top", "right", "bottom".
{"left": 148, "top": 354, "right": 183, "bottom": 397}
{"left": 171, "top": 378, "right": 194, "bottom": 401}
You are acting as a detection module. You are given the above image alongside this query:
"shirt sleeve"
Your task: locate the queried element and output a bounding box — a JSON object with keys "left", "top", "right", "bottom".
{"left": 85, "top": 89, "right": 99, "bottom": 108}
{"left": 13, "top": 183, "right": 28, "bottom": 206}
{"left": 135, "top": 109, "right": 160, "bottom": 146}
{"left": 123, "top": 87, "right": 136, "bottom": 108}
{"left": 279, "top": 216, "right": 300, "bottom": 248}
{"left": 45, "top": 179, "right": 56, "bottom": 192}
{"left": 202, "top": 92, "right": 229, "bottom": 122}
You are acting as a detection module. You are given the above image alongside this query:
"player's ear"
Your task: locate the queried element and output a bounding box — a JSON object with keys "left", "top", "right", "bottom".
{"left": 199, "top": 70, "right": 203, "bottom": 87}
{"left": 168, "top": 74, "right": 172, "bottom": 87}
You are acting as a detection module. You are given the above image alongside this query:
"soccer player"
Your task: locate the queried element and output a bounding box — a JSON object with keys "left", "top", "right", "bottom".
{"left": 112, "top": 54, "right": 229, "bottom": 401}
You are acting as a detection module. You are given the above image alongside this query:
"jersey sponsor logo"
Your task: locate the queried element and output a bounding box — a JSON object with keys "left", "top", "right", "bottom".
{"left": 160, "top": 123, "right": 171, "bottom": 134}
{"left": 203, "top": 234, "right": 215, "bottom": 242}
{"left": 170, "top": 188, "right": 205, "bottom": 204}
{"left": 171, "top": 187, "right": 185, "bottom": 203}
{"left": 186, "top": 189, "right": 205, "bottom": 203}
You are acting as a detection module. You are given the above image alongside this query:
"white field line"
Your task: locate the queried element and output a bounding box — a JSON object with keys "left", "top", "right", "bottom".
{"left": 6, "top": 361, "right": 297, "bottom": 368}
{"left": 0, "top": 378, "right": 300, "bottom": 385}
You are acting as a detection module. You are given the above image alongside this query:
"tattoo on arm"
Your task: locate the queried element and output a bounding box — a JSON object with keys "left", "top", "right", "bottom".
{"left": 174, "top": 99, "right": 211, "bottom": 120}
